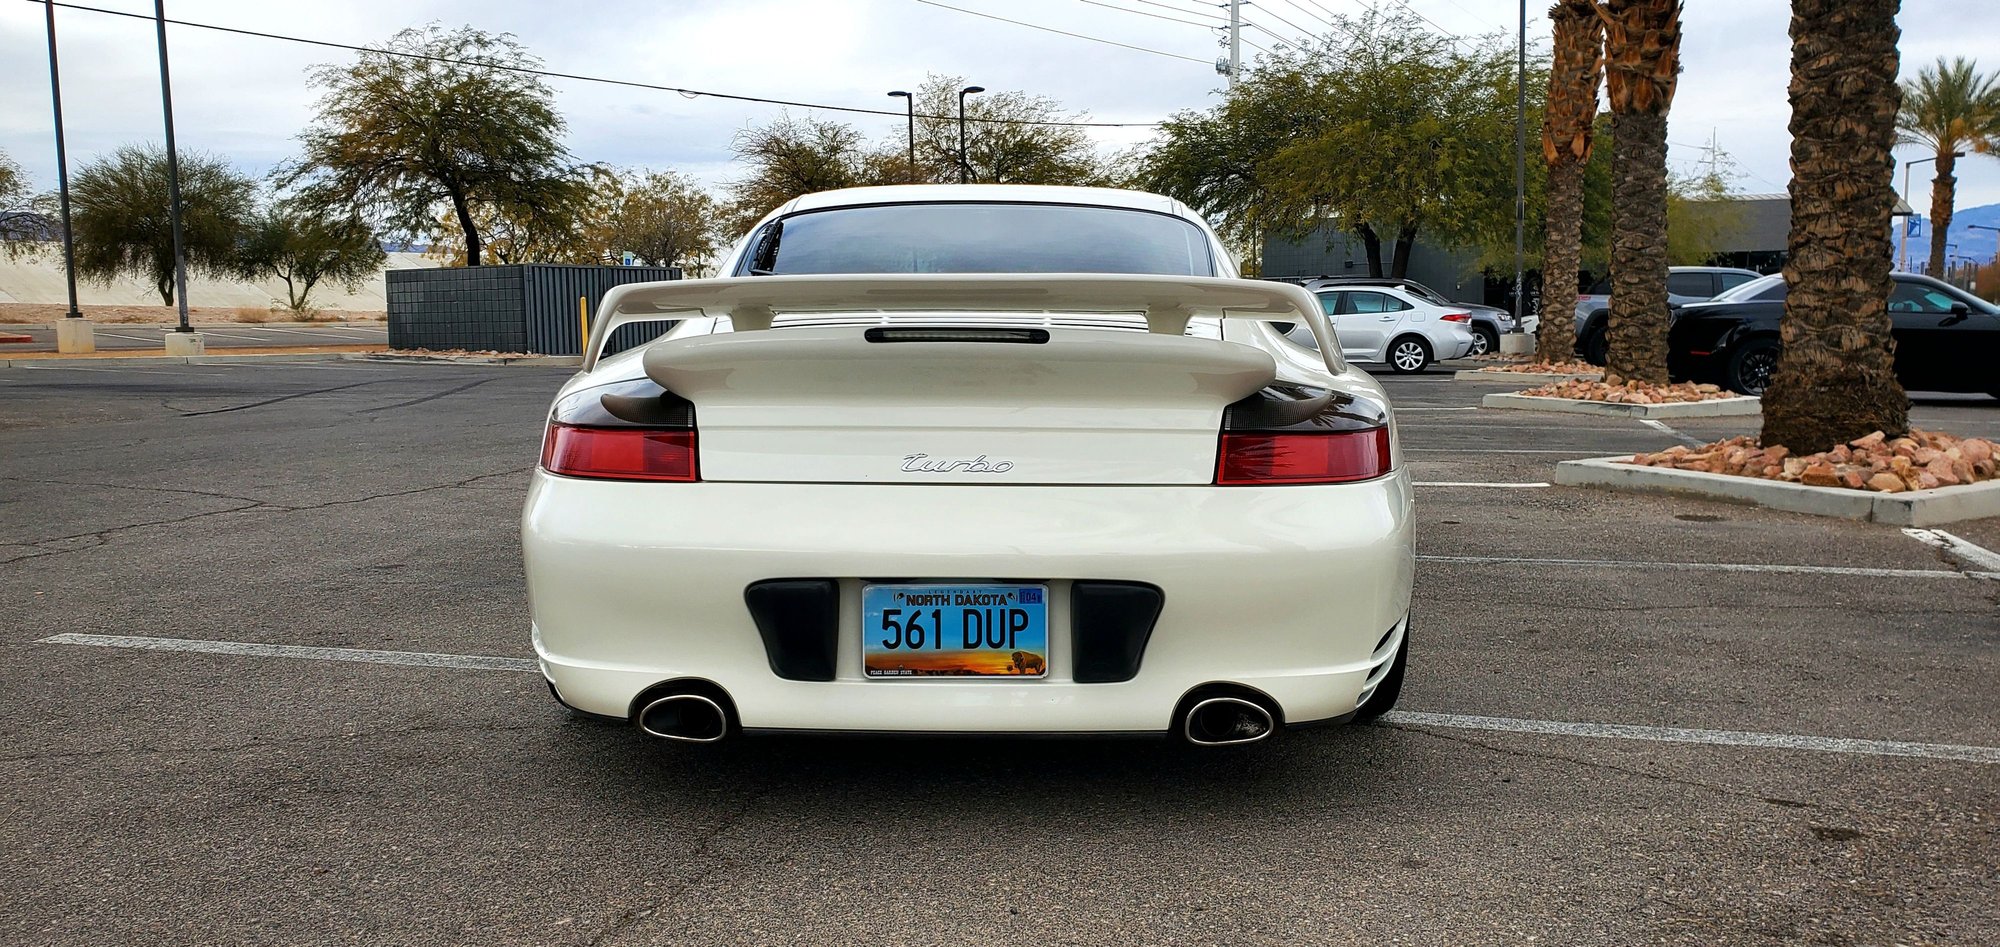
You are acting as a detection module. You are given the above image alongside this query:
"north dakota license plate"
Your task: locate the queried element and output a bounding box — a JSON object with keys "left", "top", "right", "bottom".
{"left": 861, "top": 583, "right": 1048, "bottom": 678}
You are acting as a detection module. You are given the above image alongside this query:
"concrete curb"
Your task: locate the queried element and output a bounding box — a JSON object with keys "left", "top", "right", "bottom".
{"left": 1481, "top": 392, "right": 1762, "bottom": 418}
{"left": 0, "top": 353, "right": 355, "bottom": 368}
{"left": 343, "top": 354, "right": 582, "bottom": 367}
{"left": 1555, "top": 454, "right": 2000, "bottom": 526}
{"left": 1452, "top": 369, "right": 1603, "bottom": 384}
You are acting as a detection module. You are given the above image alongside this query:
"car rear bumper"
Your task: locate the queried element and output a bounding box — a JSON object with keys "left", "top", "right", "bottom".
{"left": 523, "top": 471, "right": 1415, "bottom": 732}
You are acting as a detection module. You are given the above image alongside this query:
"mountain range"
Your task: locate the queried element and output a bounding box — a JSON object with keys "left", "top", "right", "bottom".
{"left": 1904, "top": 201, "right": 2000, "bottom": 270}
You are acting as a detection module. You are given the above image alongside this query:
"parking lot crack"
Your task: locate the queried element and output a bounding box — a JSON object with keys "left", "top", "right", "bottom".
{"left": 0, "top": 475, "right": 268, "bottom": 507}
{"left": 1382, "top": 723, "right": 1882, "bottom": 819}
{"left": 583, "top": 786, "right": 776, "bottom": 947}
{"left": 180, "top": 379, "right": 388, "bottom": 416}
{"left": 359, "top": 377, "right": 498, "bottom": 414}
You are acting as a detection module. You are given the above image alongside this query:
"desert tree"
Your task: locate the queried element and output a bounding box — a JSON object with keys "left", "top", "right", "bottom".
{"left": 1597, "top": 0, "right": 1683, "bottom": 385}
{"left": 723, "top": 115, "right": 873, "bottom": 233}
{"left": 69, "top": 144, "right": 253, "bottom": 305}
{"left": 906, "top": 75, "right": 1105, "bottom": 185}
{"left": 1759, "top": 0, "right": 1908, "bottom": 452}
{"left": 1896, "top": 57, "right": 2000, "bottom": 277}
{"left": 584, "top": 168, "right": 719, "bottom": 271}
{"left": 1142, "top": 10, "right": 1540, "bottom": 279}
{"left": 1536, "top": 0, "right": 1605, "bottom": 361}
{"left": 281, "top": 25, "right": 581, "bottom": 266}
{"left": 233, "top": 201, "right": 386, "bottom": 313}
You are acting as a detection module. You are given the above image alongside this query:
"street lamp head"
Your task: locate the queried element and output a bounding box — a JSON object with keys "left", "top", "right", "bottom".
{"left": 962, "top": 85, "right": 985, "bottom": 95}
{"left": 888, "top": 90, "right": 910, "bottom": 98}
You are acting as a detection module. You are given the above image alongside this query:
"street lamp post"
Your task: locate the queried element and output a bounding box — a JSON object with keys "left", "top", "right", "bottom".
{"left": 957, "top": 85, "right": 984, "bottom": 185}
{"left": 153, "top": 0, "right": 192, "bottom": 335}
{"left": 43, "top": 1, "right": 81, "bottom": 323}
{"left": 887, "top": 90, "right": 915, "bottom": 181}
{"left": 1901, "top": 151, "right": 1965, "bottom": 271}
{"left": 1966, "top": 224, "right": 2000, "bottom": 267}
{"left": 1512, "top": 0, "right": 1526, "bottom": 336}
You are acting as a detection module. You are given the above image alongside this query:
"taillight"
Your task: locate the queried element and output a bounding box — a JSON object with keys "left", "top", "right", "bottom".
{"left": 542, "top": 424, "right": 698, "bottom": 482}
{"left": 1441, "top": 311, "right": 1471, "bottom": 322}
{"left": 1215, "top": 428, "right": 1391, "bottom": 485}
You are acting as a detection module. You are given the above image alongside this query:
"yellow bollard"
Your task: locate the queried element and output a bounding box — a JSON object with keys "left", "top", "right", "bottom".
{"left": 578, "top": 296, "right": 589, "bottom": 354}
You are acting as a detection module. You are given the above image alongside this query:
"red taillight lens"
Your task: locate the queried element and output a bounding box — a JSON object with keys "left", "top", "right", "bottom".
{"left": 1441, "top": 311, "right": 1471, "bottom": 323}
{"left": 1215, "top": 428, "right": 1391, "bottom": 485}
{"left": 542, "top": 424, "right": 697, "bottom": 482}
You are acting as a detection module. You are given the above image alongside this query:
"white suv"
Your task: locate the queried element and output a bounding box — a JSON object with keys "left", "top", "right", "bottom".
{"left": 1285, "top": 286, "right": 1478, "bottom": 373}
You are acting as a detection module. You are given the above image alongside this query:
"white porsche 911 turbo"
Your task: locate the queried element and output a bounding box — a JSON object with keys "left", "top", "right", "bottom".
{"left": 522, "top": 185, "right": 1415, "bottom": 746}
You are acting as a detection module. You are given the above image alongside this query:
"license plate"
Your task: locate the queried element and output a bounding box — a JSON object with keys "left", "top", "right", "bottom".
{"left": 862, "top": 583, "right": 1048, "bottom": 678}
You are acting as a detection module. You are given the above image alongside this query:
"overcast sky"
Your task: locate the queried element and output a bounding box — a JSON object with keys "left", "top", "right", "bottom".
{"left": 3, "top": 0, "right": 1997, "bottom": 215}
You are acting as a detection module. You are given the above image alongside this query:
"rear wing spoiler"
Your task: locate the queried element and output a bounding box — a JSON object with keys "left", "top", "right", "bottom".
{"left": 582, "top": 273, "right": 1340, "bottom": 375}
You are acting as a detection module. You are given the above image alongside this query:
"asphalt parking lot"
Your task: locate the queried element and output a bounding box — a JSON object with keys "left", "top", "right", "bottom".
{"left": 2, "top": 359, "right": 1996, "bottom": 945}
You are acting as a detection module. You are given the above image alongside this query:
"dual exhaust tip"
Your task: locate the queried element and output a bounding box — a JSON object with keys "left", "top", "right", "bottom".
{"left": 637, "top": 693, "right": 731, "bottom": 743}
{"left": 1180, "top": 695, "right": 1276, "bottom": 746}
{"left": 634, "top": 686, "right": 1276, "bottom": 747}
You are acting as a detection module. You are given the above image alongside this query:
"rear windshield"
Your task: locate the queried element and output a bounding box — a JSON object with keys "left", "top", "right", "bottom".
{"left": 736, "top": 202, "right": 1216, "bottom": 277}
{"left": 1711, "top": 274, "right": 1786, "bottom": 303}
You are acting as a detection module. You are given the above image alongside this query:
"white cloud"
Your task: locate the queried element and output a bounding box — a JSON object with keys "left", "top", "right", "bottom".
{"left": 3, "top": 0, "right": 1995, "bottom": 213}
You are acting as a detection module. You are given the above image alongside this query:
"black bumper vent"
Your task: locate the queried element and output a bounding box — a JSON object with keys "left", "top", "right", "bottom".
{"left": 744, "top": 580, "right": 839, "bottom": 681}
{"left": 1070, "top": 581, "right": 1165, "bottom": 684}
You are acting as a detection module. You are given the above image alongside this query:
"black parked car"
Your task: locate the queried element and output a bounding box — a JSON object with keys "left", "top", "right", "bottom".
{"left": 1667, "top": 273, "right": 2000, "bottom": 397}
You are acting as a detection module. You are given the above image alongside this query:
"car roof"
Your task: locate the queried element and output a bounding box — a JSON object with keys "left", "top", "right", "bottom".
{"left": 1671, "top": 266, "right": 1763, "bottom": 276}
{"left": 785, "top": 184, "right": 1187, "bottom": 217}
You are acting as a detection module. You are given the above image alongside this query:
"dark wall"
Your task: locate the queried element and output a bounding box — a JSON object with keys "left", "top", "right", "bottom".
{"left": 387, "top": 264, "right": 682, "bottom": 355}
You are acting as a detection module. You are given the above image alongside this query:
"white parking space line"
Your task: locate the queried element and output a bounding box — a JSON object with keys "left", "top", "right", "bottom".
{"left": 35, "top": 633, "right": 1998, "bottom": 764}
{"left": 1902, "top": 528, "right": 2000, "bottom": 573}
{"left": 1638, "top": 418, "right": 1705, "bottom": 447}
{"left": 96, "top": 332, "right": 168, "bottom": 344}
{"left": 1381, "top": 712, "right": 2000, "bottom": 764}
{"left": 1413, "top": 481, "right": 1551, "bottom": 488}
{"left": 1406, "top": 448, "right": 1608, "bottom": 454}
{"left": 37, "top": 633, "right": 536, "bottom": 672}
{"left": 1395, "top": 407, "right": 1480, "bottom": 412}
{"left": 16, "top": 365, "right": 224, "bottom": 376}
{"left": 1419, "top": 553, "right": 1989, "bottom": 579}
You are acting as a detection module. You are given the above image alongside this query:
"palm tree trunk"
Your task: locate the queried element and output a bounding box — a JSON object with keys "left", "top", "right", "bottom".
{"left": 1604, "top": 109, "right": 1671, "bottom": 384}
{"left": 1539, "top": 160, "right": 1587, "bottom": 361}
{"left": 1760, "top": 0, "right": 1907, "bottom": 453}
{"left": 1926, "top": 151, "right": 1955, "bottom": 276}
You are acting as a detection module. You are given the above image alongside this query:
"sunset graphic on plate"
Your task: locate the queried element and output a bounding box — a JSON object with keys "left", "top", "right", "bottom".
{"left": 862, "top": 583, "right": 1049, "bottom": 678}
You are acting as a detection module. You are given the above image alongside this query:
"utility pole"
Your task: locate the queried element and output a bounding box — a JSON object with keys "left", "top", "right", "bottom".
{"left": 1228, "top": 0, "right": 1242, "bottom": 87}
{"left": 45, "top": 1, "right": 95, "bottom": 353}
{"left": 1512, "top": 0, "right": 1526, "bottom": 337}
{"left": 153, "top": 0, "right": 199, "bottom": 354}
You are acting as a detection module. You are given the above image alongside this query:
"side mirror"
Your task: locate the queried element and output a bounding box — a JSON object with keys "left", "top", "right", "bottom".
{"left": 1942, "top": 302, "right": 1971, "bottom": 326}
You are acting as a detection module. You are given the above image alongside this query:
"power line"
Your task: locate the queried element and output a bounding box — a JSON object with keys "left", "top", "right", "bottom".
{"left": 1124, "top": 0, "right": 1229, "bottom": 20}
{"left": 909, "top": 0, "right": 1212, "bottom": 64}
{"left": 33, "top": 0, "right": 1164, "bottom": 128}
{"left": 1074, "top": 0, "right": 1220, "bottom": 29}
{"left": 1270, "top": 0, "right": 1337, "bottom": 30}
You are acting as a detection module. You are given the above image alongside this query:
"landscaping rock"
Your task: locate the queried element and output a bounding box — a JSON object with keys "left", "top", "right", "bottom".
{"left": 1520, "top": 378, "right": 1745, "bottom": 404}
{"left": 1626, "top": 430, "right": 2000, "bottom": 494}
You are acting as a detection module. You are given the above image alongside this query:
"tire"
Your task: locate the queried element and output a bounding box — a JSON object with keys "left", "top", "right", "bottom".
{"left": 1353, "top": 628, "right": 1408, "bottom": 723}
{"left": 1581, "top": 323, "right": 1609, "bottom": 366}
{"left": 1469, "top": 324, "right": 1499, "bottom": 357}
{"left": 1724, "top": 337, "right": 1782, "bottom": 396}
{"left": 1386, "top": 336, "right": 1432, "bottom": 374}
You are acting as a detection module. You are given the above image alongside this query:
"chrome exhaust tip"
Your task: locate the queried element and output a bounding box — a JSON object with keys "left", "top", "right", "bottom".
{"left": 636, "top": 693, "right": 730, "bottom": 743}
{"left": 1181, "top": 696, "right": 1275, "bottom": 746}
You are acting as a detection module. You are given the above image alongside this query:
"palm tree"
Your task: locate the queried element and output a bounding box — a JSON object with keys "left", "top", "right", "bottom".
{"left": 1897, "top": 57, "right": 2000, "bottom": 277}
{"left": 1759, "top": 0, "right": 1907, "bottom": 453}
{"left": 1597, "top": 0, "right": 1681, "bottom": 385}
{"left": 1536, "top": 0, "right": 1605, "bottom": 363}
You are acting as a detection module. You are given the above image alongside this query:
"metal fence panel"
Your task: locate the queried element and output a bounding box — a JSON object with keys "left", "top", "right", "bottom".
{"left": 522, "top": 265, "right": 682, "bottom": 357}
{"left": 386, "top": 264, "right": 684, "bottom": 356}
